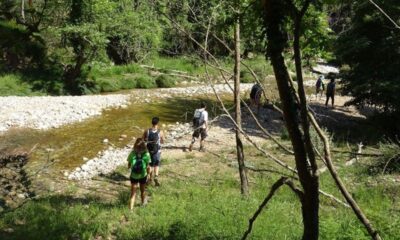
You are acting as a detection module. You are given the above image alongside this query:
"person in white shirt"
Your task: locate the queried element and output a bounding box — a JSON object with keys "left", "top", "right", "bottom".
{"left": 188, "top": 102, "right": 208, "bottom": 152}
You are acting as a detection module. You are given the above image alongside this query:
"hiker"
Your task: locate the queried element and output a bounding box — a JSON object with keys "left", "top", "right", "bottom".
{"left": 143, "top": 117, "right": 164, "bottom": 186}
{"left": 188, "top": 102, "right": 208, "bottom": 152}
{"left": 325, "top": 77, "right": 336, "bottom": 108}
{"left": 127, "top": 138, "right": 151, "bottom": 209}
{"left": 315, "top": 75, "right": 325, "bottom": 100}
{"left": 250, "top": 83, "right": 263, "bottom": 113}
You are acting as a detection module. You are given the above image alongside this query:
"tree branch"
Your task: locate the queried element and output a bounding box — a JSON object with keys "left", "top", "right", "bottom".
{"left": 241, "top": 177, "right": 304, "bottom": 240}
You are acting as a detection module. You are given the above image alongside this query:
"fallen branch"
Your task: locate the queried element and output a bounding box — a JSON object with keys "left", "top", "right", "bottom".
{"left": 241, "top": 177, "right": 303, "bottom": 240}
{"left": 331, "top": 150, "right": 383, "bottom": 157}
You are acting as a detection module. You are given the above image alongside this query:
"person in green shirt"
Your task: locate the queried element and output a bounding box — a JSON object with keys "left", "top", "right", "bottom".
{"left": 127, "top": 138, "right": 151, "bottom": 209}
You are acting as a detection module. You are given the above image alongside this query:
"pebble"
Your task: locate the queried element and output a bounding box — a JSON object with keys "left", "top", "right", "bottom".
{"left": 103, "top": 139, "right": 109, "bottom": 144}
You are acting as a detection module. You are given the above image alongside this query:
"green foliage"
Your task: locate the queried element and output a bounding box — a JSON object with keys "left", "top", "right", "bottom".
{"left": 240, "top": 70, "right": 253, "bottom": 83}
{"left": 335, "top": 0, "right": 400, "bottom": 113}
{"left": 147, "top": 56, "right": 203, "bottom": 74}
{"left": 1, "top": 164, "right": 399, "bottom": 239}
{"left": 104, "top": 3, "right": 162, "bottom": 64}
{"left": 135, "top": 76, "right": 156, "bottom": 89}
{"left": 156, "top": 75, "right": 176, "bottom": 88}
{"left": 301, "top": 5, "right": 335, "bottom": 65}
{"left": 0, "top": 74, "right": 34, "bottom": 96}
{"left": 369, "top": 141, "right": 400, "bottom": 174}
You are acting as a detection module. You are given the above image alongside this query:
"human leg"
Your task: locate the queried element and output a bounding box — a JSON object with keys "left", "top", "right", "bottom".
{"left": 139, "top": 179, "right": 147, "bottom": 205}
{"left": 331, "top": 95, "right": 335, "bottom": 107}
{"left": 129, "top": 181, "right": 138, "bottom": 210}
{"left": 199, "top": 128, "right": 208, "bottom": 151}
{"left": 325, "top": 95, "right": 330, "bottom": 106}
{"left": 189, "top": 130, "right": 200, "bottom": 151}
{"left": 151, "top": 152, "right": 161, "bottom": 186}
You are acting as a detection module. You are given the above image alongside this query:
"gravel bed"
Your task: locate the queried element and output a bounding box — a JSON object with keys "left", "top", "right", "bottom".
{"left": 0, "top": 83, "right": 253, "bottom": 133}
{"left": 0, "top": 94, "right": 130, "bottom": 132}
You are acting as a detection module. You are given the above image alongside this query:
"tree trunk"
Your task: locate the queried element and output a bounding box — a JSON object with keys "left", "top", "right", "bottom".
{"left": 234, "top": 12, "right": 249, "bottom": 196}
{"left": 262, "top": 1, "right": 319, "bottom": 239}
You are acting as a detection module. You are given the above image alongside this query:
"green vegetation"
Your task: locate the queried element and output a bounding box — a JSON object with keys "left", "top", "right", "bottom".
{"left": 0, "top": 74, "right": 41, "bottom": 96}
{"left": 1, "top": 148, "right": 399, "bottom": 240}
{"left": 336, "top": 0, "right": 400, "bottom": 115}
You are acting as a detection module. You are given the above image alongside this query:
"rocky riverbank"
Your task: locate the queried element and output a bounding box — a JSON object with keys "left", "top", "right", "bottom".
{"left": 67, "top": 122, "right": 194, "bottom": 181}
{"left": 0, "top": 83, "right": 253, "bottom": 133}
{"left": 0, "top": 95, "right": 130, "bottom": 132}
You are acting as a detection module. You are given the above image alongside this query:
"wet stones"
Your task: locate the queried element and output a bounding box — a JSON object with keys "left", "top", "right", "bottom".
{"left": 0, "top": 153, "right": 33, "bottom": 211}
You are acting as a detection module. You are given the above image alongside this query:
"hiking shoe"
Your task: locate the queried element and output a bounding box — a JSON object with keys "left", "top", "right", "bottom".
{"left": 199, "top": 147, "right": 206, "bottom": 152}
{"left": 154, "top": 177, "right": 160, "bottom": 187}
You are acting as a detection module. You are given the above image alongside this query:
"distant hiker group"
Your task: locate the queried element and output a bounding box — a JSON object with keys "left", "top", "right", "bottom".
{"left": 126, "top": 103, "right": 209, "bottom": 209}
{"left": 315, "top": 75, "right": 336, "bottom": 108}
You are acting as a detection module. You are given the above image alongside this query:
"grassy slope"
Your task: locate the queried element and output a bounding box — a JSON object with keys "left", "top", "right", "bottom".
{"left": 0, "top": 143, "right": 399, "bottom": 240}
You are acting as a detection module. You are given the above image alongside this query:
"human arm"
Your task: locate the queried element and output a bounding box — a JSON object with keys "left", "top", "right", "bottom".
{"left": 160, "top": 130, "right": 165, "bottom": 144}
{"left": 203, "top": 111, "right": 209, "bottom": 128}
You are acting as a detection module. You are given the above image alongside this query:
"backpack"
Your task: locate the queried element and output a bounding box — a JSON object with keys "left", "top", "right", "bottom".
{"left": 192, "top": 109, "right": 203, "bottom": 128}
{"left": 316, "top": 79, "right": 325, "bottom": 90}
{"left": 132, "top": 153, "right": 143, "bottom": 174}
{"left": 146, "top": 129, "right": 160, "bottom": 154}
{"left": 327, "top": 82, "right": 335, "bottom": 95}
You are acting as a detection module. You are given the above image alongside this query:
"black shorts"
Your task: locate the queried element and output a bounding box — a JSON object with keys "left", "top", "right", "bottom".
{"left": 193, "top": 128, "right": 208, "bottom": 140}
{"left": 150, "top": 152, "right": 161, "bottom": 167}
{"left": 130, "top": 176, "right": 147, "bottom": 185}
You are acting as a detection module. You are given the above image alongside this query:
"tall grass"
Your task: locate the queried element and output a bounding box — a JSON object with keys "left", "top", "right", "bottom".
{"left": 1, "top": 157, "right": 399, "bottom": 240}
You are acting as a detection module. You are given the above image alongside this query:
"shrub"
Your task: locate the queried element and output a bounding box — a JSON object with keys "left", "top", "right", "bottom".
{"left": 0, "top": 74, "right": 35, "bottom": 96}
{"left": 369, "top": 141, "right": 400, "bottom": 174}
{"left": 136, "top": 76, "right": 156, "bottom": 89}
{"left": 155, "top": 75, "right": 176, "bottom": 88}
{"left": 240, "top": 70, "right": 254, "bottom": 83}
{"left": 120, "top": 77, "right": 137, "bottom": 89}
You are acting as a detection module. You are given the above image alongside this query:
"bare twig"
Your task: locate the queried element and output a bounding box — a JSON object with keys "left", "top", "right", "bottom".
{"left": 241, "top": 177, "right": 303, "bottom": 240}
{"left": 368, "top": 0, "right": 400, "bottom": 29}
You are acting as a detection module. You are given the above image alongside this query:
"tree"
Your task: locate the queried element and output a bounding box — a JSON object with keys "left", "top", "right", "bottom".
{"left": 336, "top": 0, "right": 400, "bottom": 114}
{"left": 261, "top": 1, "right": 319, "bottom": 238}
{"left": 233, "top": 2, "right": 249, "bottom": 196}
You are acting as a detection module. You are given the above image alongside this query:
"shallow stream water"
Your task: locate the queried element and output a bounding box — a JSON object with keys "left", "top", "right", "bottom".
{"left": 0, "top": 96, "right": 222, "bottom": 178}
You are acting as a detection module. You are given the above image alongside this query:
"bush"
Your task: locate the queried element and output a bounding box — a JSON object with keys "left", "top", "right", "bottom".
{"left": 156, "top": 75, "right": 176, "bottom": 88}
{"left": 369, "top": 141, "right": 400, "bottom": 174}
{"left": 120, "top": 77, "right": 137, "bottom": 89}
{"left": 0, "top": 74, "right": 36, "bottom": 96}
{"left": 136, "top": 76, "right": 156, "bottom": 89}
{"left": 240, "top": 70, "right": 254, "bottom": 83}
{"left": 97, "top": 78, "right": 120, "bottom": 92}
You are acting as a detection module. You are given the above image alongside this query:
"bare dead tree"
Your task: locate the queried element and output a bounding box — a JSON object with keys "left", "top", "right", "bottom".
{"left": 233, "top": 5, "right": 249, "bottom": 196}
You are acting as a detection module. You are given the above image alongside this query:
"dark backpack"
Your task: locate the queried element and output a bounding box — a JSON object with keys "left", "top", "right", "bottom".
{"left": 132, "top": 153, "right": 143, "bottom": 174}
{"left": 192, "top": 109, "right": 203, "bottom": 128}
{"left": 146, "top": 129, "right": 160, "bottom": 154}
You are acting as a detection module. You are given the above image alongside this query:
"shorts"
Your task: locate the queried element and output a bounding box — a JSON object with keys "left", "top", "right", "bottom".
{"left": 192, "top": 128, "right": 208, "bottom": 140}
{"left": 150, "top": 151, "right": 161, "bottom": 167}
{"left": 130, "top": 176, "right": 147, "bottom": 185}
